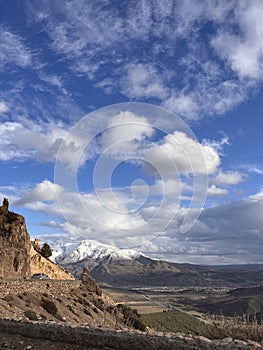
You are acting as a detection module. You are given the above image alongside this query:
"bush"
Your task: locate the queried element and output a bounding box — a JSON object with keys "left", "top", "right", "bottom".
{"left": 41, "top": 243, "right": 52, "bottom": 258}
{"left": 117, "top": 304, "right": 146, "bottom": 331}
{"left": 24, "top": 310, "right": 38, "bottom": 321}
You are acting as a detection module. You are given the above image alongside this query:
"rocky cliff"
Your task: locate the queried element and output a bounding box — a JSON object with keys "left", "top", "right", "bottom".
{"left": 30, "top": 244, "right": 75, "bottom": 280}
{"left": 0, "top": 198, "right": 31, "bottom": 279}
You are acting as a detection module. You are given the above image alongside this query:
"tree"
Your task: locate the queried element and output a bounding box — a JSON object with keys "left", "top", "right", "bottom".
{"left": 41, "top": 243, "right": 52, "bottom": 259}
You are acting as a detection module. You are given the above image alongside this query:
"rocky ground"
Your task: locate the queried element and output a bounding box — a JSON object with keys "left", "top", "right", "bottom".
{"left": 0, "top": 331, "right": 96, "bottom": 350}
{"left": 0, "top": 277, "right": 125, "bottom": 329}
{"left": 0, "top": 322, "right": 262, "bottom": 350}
{"left": 0, "top": 279, "right": 262, "bottom": 349}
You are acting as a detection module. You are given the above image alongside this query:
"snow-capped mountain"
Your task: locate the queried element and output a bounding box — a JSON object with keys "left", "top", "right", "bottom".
{"left": 56, "top": 239, "right": 143, "bottom": 265}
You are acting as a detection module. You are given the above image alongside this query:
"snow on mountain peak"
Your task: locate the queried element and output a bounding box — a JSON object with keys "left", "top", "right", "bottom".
{"left": 57, "top": 239, "right": 143, "bottom": 264}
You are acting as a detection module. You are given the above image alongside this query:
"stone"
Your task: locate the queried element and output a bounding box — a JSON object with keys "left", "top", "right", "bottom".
{"left": 0, "top": 198, "right": 31, "bottom": 279}
{"left": 30, "top": 243, "right": 75, "bottom": 280}
{"left": 81, "top": 267, "right": 102, "bottom": 296}
{"left": 195, "top": 335, "right": 212, "bottom": 343}
{"left": 246, "top": 339, "right": 262, "bottom": 348}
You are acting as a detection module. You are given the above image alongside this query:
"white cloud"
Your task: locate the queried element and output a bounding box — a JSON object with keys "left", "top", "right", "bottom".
{"left": 15, "top": 180, "right": 64, "bottom": 206}
{"left": 27, "top": 0, "right": 263, "bottom": 120}
{"left": 0, "top": 118, "right": 87, "bottom": 167}
{"left": 120, "top": 63, "right": 169, "bottom": 100}
{"left": 0, "top": 27, "right": 32, "bottom": 70}
{"left": 0, "top": 101, "right": 8, "bottom": 113}
{"left": 150, "top": 178, "right": 183, "bottom": 197}
{"left": 207, "top": 185, "right": 228, "bottom": 197}
{"left": 99, "top": 111, "right": 154, "bottom": 156}
{"left": 211, "top": 0, "right": 263, "bottom": 80}
{"left": 141, "top": 189, "right": 263, "bottom": 264}
{"left": 163, "top": 92, "right": 199, "bottom": 121}
{"left": 238, "top": 163, "right": 263, "bottom": 175}
{"left": 144, "top": 131, "right": 220, "bottom": 177}
{"left": 211, "top": 171, "right": 245, "bottom": 186}
{"left": 15, "top": 176, "right": 263, "bottom": 264}
{"left": 16, "top": 181, "right": 150, "bottom": 246}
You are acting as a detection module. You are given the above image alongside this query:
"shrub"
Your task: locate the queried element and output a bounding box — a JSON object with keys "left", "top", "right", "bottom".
{"left": 41, "top": 243, "right": 52, "bottom": 258}
{"left": 117, "top": 304, "right": 146, "bottom": 331}
{"left": 24, "top": 310, "right": 38, "bottom": 321}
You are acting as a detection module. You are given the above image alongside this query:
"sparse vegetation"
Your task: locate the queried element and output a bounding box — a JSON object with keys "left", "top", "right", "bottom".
{"left": 117, "top": 304, "right": 146, "bottom": 331}
{"left": 212, "top": 319, "right": 263, "bottom": 342}
{"left": 141, "top": 311, "right": 217, "bottom": 337}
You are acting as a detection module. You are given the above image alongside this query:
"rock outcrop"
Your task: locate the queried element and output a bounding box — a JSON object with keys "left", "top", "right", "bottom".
{"left": 30, "top": 244, "right": 75, "bottom": 280}
{"left": 0, "top": 198, "right": 31, "bottom": 279}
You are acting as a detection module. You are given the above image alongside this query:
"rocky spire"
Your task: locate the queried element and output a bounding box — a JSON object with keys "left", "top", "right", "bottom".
{"left": 0, "top": 198, "right": 31, "bottom": 279}
{"left": 2, "top": 198, "right": 9, "bottom": 212}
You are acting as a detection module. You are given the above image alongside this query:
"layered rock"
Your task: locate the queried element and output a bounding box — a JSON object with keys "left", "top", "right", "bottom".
{"left": 30, "top": 244, "right": 75, "bottom": 280}
{"left": 0, "top": 198, "right": 31, "bottom": 279}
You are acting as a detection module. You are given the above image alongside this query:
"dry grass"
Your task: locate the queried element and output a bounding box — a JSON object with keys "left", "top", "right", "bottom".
{"left": 214, "top": 319, "right": 263, "bottom": 342}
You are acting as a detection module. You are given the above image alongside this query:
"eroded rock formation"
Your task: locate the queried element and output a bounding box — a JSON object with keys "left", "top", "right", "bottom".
{"left": 30, "top": 244, "right": 75, "bottom": 280}
{"left": 0, "top": 198, "right": 31, "bottom": 279}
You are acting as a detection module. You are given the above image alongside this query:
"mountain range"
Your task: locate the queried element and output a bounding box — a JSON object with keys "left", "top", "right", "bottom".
{"left": 51, "top": 238, "right": 263, "bottom": 288}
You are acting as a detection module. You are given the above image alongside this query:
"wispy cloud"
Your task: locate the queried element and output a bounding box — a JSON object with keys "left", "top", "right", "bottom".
{"left": 27, "top": 0, "right": 263, "bottom": 119}
{"left": 0, "top": 27, "right": 32, "bottom": 70}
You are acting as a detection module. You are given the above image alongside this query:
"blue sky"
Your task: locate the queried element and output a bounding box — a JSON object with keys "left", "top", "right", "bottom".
{"left": 1, "top": 0, "right": 263, "bottom": 264}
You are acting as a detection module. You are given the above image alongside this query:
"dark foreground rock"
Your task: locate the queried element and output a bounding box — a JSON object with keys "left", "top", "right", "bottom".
{"left": 0, "top": 319, "right": 262, "bottom": 350}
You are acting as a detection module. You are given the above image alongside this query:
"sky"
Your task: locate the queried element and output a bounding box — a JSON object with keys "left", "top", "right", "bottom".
{"left": 0, "top": 0, "right": 263, "bottom": 264}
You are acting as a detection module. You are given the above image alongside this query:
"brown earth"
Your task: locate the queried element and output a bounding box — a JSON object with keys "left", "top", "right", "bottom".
{"left": 30, "top": 245, "right": 75, "bottom": 280}
{"left": 0, "top": 278, "right": 125, "bottom": 329}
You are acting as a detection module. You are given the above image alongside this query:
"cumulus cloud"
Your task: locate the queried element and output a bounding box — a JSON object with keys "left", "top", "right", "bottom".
{"left": 16, "top": 181, "right": 150, "bottom": 247}
{"left": 99, "top": 111, "right": 154, "bottom": 156}
{"left": 15, "top": 180, "right": 64, "bottom": 206}
{"left": 210, "top": 171, "right": 245, "bottom": 186}
{"left": 211, "top": 0, "right": 263, "bottom": 80}
{"left": 144, "top": 131, "right": 220, "bottom": 177}
{"left": 15, "top": 176, "right": 263, "bottom": 263}
{"left": 207, "top": 185, "right": 228, "bottom": 197}
{"left": 141, "top": 189, "right": 263, "bottom": 264}
{"left": 0, "top": 117, "right": 88, "bottom": 167}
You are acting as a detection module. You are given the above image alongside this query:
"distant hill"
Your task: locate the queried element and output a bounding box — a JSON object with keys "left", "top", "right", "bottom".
{"left": 55, "top": 239, "right": 263, "bottom": 288}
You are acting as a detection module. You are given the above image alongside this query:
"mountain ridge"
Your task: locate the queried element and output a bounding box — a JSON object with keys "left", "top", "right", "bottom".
{"left": 54, "top": 238, "right": 263, "bottom": 288}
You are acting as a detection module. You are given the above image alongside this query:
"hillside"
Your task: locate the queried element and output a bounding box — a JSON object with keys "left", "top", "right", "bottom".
{"left": 0, "top": 268, "right": 140, "bottom": 330}
{"left": 55, "top": 239, "right": 263, "bottom": 288}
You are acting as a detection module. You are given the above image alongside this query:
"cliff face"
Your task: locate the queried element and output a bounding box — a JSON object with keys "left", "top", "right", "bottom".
{"left": 30, "top": 245, "right": 75, "bottom": 280}
{"left": 0, "top": 198, "right": 31, "bottom": 279}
